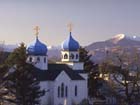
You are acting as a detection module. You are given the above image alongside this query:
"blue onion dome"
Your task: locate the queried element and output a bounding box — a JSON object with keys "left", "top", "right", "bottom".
{"left": 61, "top": 32, "right": 80, "bottom": 51}
{"left": 27, "top": 37, "right": 48, "bottom": 56}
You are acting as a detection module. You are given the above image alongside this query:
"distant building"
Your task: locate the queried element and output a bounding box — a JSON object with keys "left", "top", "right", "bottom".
{"left": 26, "top": 26, "right": 88, "bottom": 105}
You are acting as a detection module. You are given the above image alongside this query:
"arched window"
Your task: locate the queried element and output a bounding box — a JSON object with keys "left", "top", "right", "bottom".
{"left": 64, "top": 54, "right": 68, "bottom": 59}
{"left": 44, "top": 57, "right": 46, "bottom": 63}
{"left": 75, "top": 86, "right": 77, "bottom": 96}
{"left": 29, "top": 57, "right": 32, "bottom": 62}
{"left": 76, "top": 54, "right": 79, "bottom": 59}
{"left": 58, "top": 86, "right": 60, "bottom": 98}
{"left": 37, "top": 57, "right": 40, "bottom": 62}
{"left": 61, "top": 83, "right": 64, "bottom": 97}
{"left": 65, "top": 86, "right": 68, "bottom": 97}
{"left": 70, "top": 54, "right": 74, "bottom": 59}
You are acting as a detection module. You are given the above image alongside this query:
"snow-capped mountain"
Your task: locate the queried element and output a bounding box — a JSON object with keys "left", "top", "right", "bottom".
{"left": 128, "top": 35, "right": 140, "bottom": 41}
{"left": 109, "top": 34, "right": 125, "bottom": 44}
{"left": 86, "top": 34, "right": 140, "bottom": 63}
{"left": 108, "top": 34, "right": 140, "bottom": 44}
{"left": 87, "top": 34, "right": 140, "bottom": 50}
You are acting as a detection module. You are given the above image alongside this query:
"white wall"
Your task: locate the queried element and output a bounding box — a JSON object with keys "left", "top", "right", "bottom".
{"left": 54, "top": 71, "right": 71, "bottom": 105}
{"left": 27, "top": 55, "right": 48, "bottom": 70}
{"left": 40, "top": 81, "right": 54, "bottom": 105}
{"left": 70, "top": 81, "right": 88, "bottom": 104}
{"left": 53, "top": 71, "right": 88, "bottom": 105}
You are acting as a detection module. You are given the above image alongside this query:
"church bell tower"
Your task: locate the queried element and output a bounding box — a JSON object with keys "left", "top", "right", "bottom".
{"left": 26, "top": 26, "right": 48, "bottom": 70}
{"left": 60, "top": 23, "right": 83, "bottom": 70}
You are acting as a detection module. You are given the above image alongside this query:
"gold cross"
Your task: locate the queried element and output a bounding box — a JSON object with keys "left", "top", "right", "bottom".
{"left": 34, "top": 26, "right": 40, "bottom": 36}
{"left": 67, "top": 23, "right": 73, "bottom": 32}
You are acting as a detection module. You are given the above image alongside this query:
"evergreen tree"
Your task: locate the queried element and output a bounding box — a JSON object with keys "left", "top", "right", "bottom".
{"left": 4, "top": 43, "right": 45, "bottom": 105}
{"left": 79, "top": 47, "right": 100, "bottom": 97}
{"left": 0, "top": 65, "right": 9, "bottom": 105}
{"left": 0, "top": 45, "right": 11, "bottom": 104}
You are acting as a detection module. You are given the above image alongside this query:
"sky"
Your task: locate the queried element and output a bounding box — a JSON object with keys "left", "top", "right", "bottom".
{"left": 0, "top": 0, "right": 140, "bottom": 46}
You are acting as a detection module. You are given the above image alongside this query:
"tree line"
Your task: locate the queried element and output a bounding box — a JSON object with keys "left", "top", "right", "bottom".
{"left": 79, "top": 47, "right": 140, "bottom": 105}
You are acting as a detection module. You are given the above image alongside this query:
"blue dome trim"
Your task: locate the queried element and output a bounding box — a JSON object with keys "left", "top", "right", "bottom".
{"left": 61, "top": 32, "right": 80, "bottom": 51}
{"left": 27, "top": 37, "right": 47, "bottom": 56}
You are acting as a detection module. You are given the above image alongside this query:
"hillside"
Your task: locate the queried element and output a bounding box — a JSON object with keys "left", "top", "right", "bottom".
{"left": 86, "top": 34, "right": 140, "bottom": 63}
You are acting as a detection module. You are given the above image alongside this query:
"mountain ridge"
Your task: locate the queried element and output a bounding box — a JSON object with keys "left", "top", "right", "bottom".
{"left": 86, "top": 34, "right": 140, "bottom": 63}
{"left": 86, "top": 34, "right": 140, "bottom": 50}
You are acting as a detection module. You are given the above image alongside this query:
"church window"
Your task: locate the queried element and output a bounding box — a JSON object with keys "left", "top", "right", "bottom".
{"left": 44, "top": 57, "right": 46, "bottom": 63}
{"left": 64, "top": 54, "right": 68, "bottom": 59}
{"left": 75, "top": 86, "right": 78, "bottom": 96}
{"left": 76, "top": 54, "right": 79, "bottom": 59}
{"left": 65, "top": 86, "right": 68, "bottom": 97}
{"left": 29, "top": 57, "right": 32, "bottom": 62}
{"left": 58, "top": 86, "right": 60, "bottom": 98}
{"left": 70, "top": 54, "right": 74, "bottom": 59}
{"left": 61, "top": 83, "right": 64, "bottom": 97}
{"left": 37, "top": 57, "right": 40, "bottom": 62}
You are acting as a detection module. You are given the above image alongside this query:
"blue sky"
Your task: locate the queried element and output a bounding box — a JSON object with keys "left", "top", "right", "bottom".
{"left": 0, "top": 0, "right": 140, "bottom": 46}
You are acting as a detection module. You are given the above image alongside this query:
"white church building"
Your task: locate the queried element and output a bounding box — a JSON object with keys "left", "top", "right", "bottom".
{"left": 26, "top": 26, "right": 88, "bottom": 105}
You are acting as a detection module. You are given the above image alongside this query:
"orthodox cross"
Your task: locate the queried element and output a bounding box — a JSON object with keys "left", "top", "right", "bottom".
{"left": 67, "top": 23, "right": 73, "bottom": 32}
{"left": 34, "top": 26, "right": 40, "bottom": 37}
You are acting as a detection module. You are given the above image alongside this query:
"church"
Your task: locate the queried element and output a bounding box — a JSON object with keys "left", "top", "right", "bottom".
{"left": 26, "top": 26, "right": 88, "bottom": 105}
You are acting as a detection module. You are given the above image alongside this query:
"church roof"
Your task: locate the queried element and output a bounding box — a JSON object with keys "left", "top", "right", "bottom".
{"left": 61, "top": 32, "right": 80, "bottom": 51}
{"left": 26, "top": 37, "right": 47, "bottom": 56}
{"left": 34, "top": 64, "right": 85, "bottom": 81}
